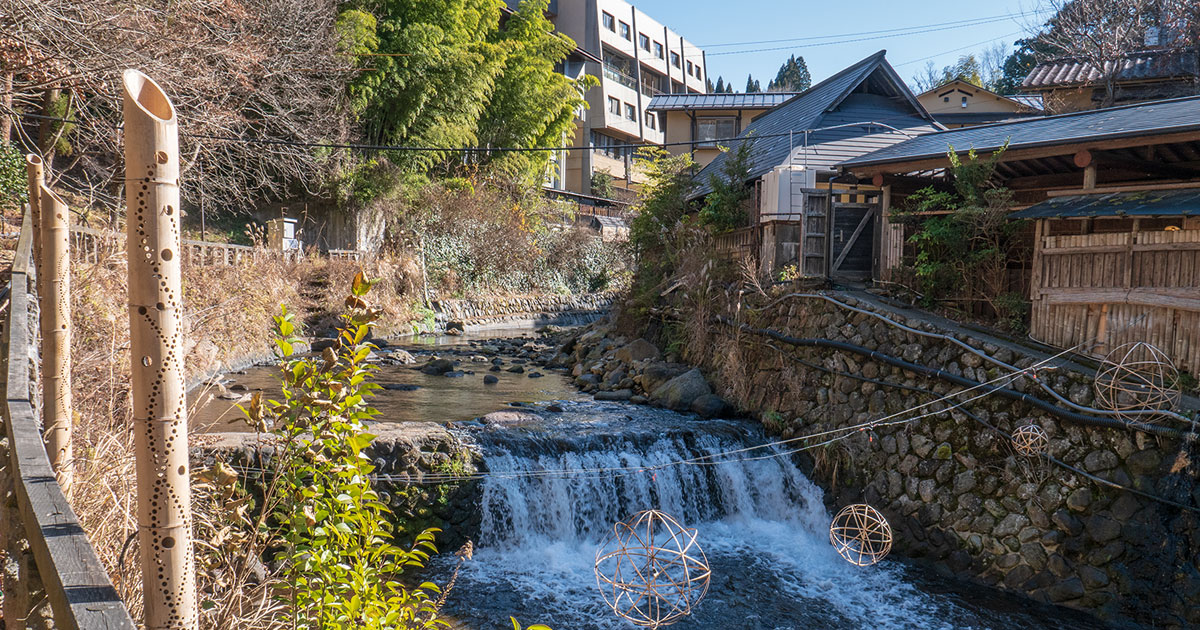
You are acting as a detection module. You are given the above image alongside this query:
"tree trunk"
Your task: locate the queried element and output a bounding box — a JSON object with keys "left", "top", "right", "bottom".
{"left": 37, "top": 87, "right": 59, "bottom": 165}
{"left": 1, "top": 71, "right": 12, "bottom": 147}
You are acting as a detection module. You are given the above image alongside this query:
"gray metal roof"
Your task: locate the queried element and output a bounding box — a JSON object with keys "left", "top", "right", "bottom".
{"left": 1011, "top": 188, "right": 1200, "bottom": 219}
{"left": 647, "top": 92, "right": 801, "bottom": 111}
{"left": 1022, "top": 48, "right": 1199, "bottom": 90}
{"left": 692, "top": 50, "right": 936, "bottom": 197}
{"left": 840, "top": 95, "right": 1200, "bottom": 169}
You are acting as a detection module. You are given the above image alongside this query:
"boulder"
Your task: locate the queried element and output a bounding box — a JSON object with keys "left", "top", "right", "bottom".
{"left": 381, "top": 383, "right": 420, "bottom": 391}
{"left": 649, "top": 368, "right": 712, "bottom": 411}
{"left": 421, "top": 358, "right": 455, "bottom": 375}
{"left": 615, "top": 339, "right": 660, "bottom": 364}
{"left": 639, "top": 363, "right": 690, "bottom": 395}
{"left": 483, "top": 375, "right": 499, "bottom": 385}
{"left": 479, "top": 410, "right": 541, "bottom": 427}
{"left": 389, "top": 349, "right": 417, "bottom": 364}
{"left": 595, "top": 389, "right": 634, "bottom": 402}
{"left": 690, "top": 394, "right": 727, "bottom": 418}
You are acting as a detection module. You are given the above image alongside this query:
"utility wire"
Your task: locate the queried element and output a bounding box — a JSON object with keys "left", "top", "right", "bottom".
{"left": 697, "top": 12, "right": 1043, "bottom": 49}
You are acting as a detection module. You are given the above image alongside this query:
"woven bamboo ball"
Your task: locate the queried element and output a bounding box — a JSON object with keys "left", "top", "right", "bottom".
{"left": 1093, "top": 342, "right": 1181, "bottom": 423}
{"left": 594, "top": 510, "right": 711, "bottom": 628}
{"left": 829, "top": 504, "right": 892, "bottom": 567}
{"left": 1011, "top": 424, "right": 1049, "bottom": 457}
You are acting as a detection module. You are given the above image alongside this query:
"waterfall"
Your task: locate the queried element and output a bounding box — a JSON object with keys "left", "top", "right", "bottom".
{"left": 437, "top": 402, "right": 1114, "bottom": 630}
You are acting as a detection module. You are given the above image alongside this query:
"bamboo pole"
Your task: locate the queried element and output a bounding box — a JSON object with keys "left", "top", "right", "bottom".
{"left": 38, "top": 183, "right": 72, "bottom": 494}
{"left": 24, "top": 155, "right": 43, "bottom": 276}
{"left": 122, "top": 69, "right": 197, "bottom": 630}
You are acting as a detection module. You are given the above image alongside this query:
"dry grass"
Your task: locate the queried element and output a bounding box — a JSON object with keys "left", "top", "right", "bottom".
{"left": 67, "top": 245, "right": 422, "bottom": 628}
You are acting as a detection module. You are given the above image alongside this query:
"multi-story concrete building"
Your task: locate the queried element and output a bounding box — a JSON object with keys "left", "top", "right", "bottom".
{"left": 513, "top": 0, "right": 708, "bottom": 196}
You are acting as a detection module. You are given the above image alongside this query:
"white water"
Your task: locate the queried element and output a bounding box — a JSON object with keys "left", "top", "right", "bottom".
{"left": 437, "top": 402, "right": 1112, "bottom": 630}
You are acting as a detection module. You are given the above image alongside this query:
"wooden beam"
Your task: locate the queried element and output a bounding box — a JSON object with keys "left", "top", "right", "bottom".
{"left": 846, "top": 130, "right": 1200, "bottom": 177}
{"left": 1044, "top": 287, "right": 1200, "bottom": 312}
{"left": 1083, "top": 164, "right": 1097, "bottom": 190}
{"left": 1073, "top": 149, "right": 1092, "bottom": 168}
{"left": 1045, "top": 181, "right": 1200, "bottom": 197}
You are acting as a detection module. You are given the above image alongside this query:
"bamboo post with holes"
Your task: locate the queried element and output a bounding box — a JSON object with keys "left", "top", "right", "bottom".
{"left": 122, "top": 69, "right": 197, "bottom": 630}
{"left": 24, "top": 155, "right": 43, "bottom": 274}
{"left": 38, "top": 183, "right": 72, "bottom": 493}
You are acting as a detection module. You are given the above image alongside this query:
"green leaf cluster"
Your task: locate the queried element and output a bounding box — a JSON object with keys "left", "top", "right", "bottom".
{"left": 767, "top": 55, "right": 811, "bottom": 92}
{"left": 342, "top": 0, "right": 592, "bottom": 182}
{"left": 698, "top": 139, "right": 755, "bottom": 233}
{"left": 0, "top": 145, "right": 26, "bottom": 212}
{"left": 249, "top": 272, "right": 445, "bottom": 629}
{"left": 894, "top": 143, "right": 1027, "bottom": 326}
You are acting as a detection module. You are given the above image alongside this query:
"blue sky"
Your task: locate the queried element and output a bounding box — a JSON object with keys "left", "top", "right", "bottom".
{"left": 632, "top": 0, "right": 1051, "bottom": 91}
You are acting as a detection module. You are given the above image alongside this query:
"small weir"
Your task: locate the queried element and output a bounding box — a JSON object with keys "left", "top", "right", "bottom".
{"left": 436, "top": 401, "right": 1117, "bottom": 630}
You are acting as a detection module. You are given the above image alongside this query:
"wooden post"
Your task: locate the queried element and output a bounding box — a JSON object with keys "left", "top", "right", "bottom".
{"left": 122, "top": 69, "right": 197, "bottom": 630}
{"left": 38, "top": 184, "right": 72, "bottom": 493}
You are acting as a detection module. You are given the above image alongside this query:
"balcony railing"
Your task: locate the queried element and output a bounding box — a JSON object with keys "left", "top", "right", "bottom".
{"left": 603, "top": 64, "right": 637, "bottom": 90}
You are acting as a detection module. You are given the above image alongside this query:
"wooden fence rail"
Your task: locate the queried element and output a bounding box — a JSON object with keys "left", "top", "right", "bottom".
{"left": 69, "top": 224, "right": 342, "bottom": 266}
{"left": 712, "top": 226, "right": 758, "bottom": 261}
{"left": 1031, "top": 227, "right": 1200, "bottom": 375}
{"left": 1, "top": 208, "right": 136, "bottom": 628}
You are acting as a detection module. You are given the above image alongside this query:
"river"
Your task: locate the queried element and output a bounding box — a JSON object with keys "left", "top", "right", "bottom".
{"left": 194, "top": 330, "right": 1129, "bottom": 630}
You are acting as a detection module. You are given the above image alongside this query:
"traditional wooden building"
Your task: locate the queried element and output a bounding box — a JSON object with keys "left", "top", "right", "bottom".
{"left": 839, "top": 95, "right": 1200, "bottom": 371}
{"left": 916, "top": 79, "right": 1043, "bottom": 128}
{"left": 1021, "top": 47, "right": 1200, "bottom": 114}
{"left": 692, "top": 50, "right": 942, "bottom": 280}
{"left": 647, "top": 92, "right": 800, "bottom": 167}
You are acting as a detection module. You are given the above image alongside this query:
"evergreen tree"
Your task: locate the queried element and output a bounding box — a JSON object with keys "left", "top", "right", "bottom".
{"left": 768, "top": 54, "right": 811, "bottom": 92}
{"left": 745, "top": 74, "right": 761, "bottom": 93}
{"left": 714, "top": 76, "right": 726, "bottom": 93}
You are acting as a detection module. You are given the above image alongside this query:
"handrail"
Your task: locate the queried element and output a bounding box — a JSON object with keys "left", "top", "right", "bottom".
{"left": 2, "top": 207, "right": 135, "bottom": 628}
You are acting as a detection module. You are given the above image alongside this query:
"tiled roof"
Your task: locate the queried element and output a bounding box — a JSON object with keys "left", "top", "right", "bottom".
{"left": 1011, "top": 188, "right": 1200, "bottom": 219}
{"left": 1022, "top": 48, "right": 1200, "bottom": 90}
{"left": 840, "top": 95, "right": 1200, "bottom": 170}
{"left": 647, "top": 92, "right": 801, "bottom": 111}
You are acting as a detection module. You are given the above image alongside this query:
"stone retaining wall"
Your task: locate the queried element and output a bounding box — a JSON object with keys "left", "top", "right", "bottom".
{"left": 433, "top": 292, "right": 616, "bottom": 328}
{"left": 683, "top": 290, "right": 1200, "bottom": 628}
{"left": 191, "top": 422, "right": 481, "bottom": 550}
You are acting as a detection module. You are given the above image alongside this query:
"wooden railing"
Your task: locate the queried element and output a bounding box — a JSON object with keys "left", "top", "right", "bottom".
{"left": 70, "top": 224, "right": 360, "bottom": 266}
{"left": 1, "top": 208, "right": 135, "bottom": 628}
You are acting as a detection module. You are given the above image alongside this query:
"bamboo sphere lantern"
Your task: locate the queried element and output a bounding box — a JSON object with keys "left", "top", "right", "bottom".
{"left": 594, "top": 510, "right": 711, "bottom": 628}
{"left": 1011, "top": 424, "right": 1049, "bottom": 457}
{"left": 1093, "top": 342, "right": 1181, "bottom": 424}
{"left": 829, "top": 504, "right": 892, "bottom": 567}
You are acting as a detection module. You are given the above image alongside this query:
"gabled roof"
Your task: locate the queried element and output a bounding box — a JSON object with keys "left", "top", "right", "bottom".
{"left": 839, "top": 94, "right": 1200, "bottom": 171}
{"left": 918, "top": 79, "right": 1043, "bottom": 112}
{"left": 647, "top": 92, "right": 801, "bottom": 112}
{"left": 692, "top": 50, "right": 936, "bottom": 196}
{"left": 1022, "top": 47, "right": 1200, "bottom": 90}
{"left": 1011, "top": 188, "right": 1200, "bottom": 219}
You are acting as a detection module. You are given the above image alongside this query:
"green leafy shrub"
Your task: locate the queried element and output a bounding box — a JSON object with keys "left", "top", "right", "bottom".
{"left": 250, "top": 273, "right": 445, "bottom": 628}
{"left": 698, "top": 139, "right": 755, "bottom": 233}
{"left": 0, "top": 144, "right": 26, "bottom": 212}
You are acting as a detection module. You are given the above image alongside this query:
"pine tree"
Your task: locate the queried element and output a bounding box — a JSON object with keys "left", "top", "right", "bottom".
{"left": 745, "top": 74, "right": 761, "bottom": 93}
{"left": 714, "top": 76, "right": 726, "bottom": 93}
{"left": 769, "top": 54, "right": 811, "bottom": 92}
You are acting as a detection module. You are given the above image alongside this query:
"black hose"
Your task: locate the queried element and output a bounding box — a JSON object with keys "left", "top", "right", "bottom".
{"left": 716, "top": 316, "right": 1196, "bottom": 441}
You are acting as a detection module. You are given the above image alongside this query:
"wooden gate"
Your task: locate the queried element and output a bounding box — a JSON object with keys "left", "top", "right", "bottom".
{"left": 829, "top": 199, "right": 879, "bottom": 281}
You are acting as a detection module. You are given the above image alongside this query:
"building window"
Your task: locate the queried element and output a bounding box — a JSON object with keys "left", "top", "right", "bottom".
{"left": 639, "top": 33, "right": 650, "bottom": 51}
{"left": 591, "top": 131, "right": 630, "bottom": 159}
{"left": 608, "top": 96, "right": 621, "bottom": 115}
{"left": 686, "top": 60, "right": 693, "bottom": 76}
{"left": 625, "top": 103, "right": 636, "bottom": 121}
{"left": 696, "top": 117, "right": 736, "bottom": 146}
{"left": 653, "top": 42, "right": 664, "bottom": 59}
{"left": 645, "top": 111, "right": 656, "bottom": 129}
{"left": 602, "top": 12, "right": 615, "bottom": 31}
{"left": 694, "top": 65, "right": 702, "bottom": 79}
{"left": 619, "top": 21, "right": 630, "bottom": 40}
{"left": 961, "top": 96, "right": 969, "bottom": 108}
{"left": 671, "top": 51, "right": 681, "bottom": 68}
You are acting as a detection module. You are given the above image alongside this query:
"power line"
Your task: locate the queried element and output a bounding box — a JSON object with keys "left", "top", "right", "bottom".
{"left": 894, "top": 30, "right": 1026, "bottom": 69}
{"left": 3, "top": 109, "right": 913, "bottom": 155}
{"left": 697, "top": 12, "right": 1043, "bottom": 49}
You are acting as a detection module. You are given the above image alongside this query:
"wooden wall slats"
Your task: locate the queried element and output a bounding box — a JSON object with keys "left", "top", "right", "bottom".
{"left": 1030, "top": 224, "right": 1200, "bottom": 375}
